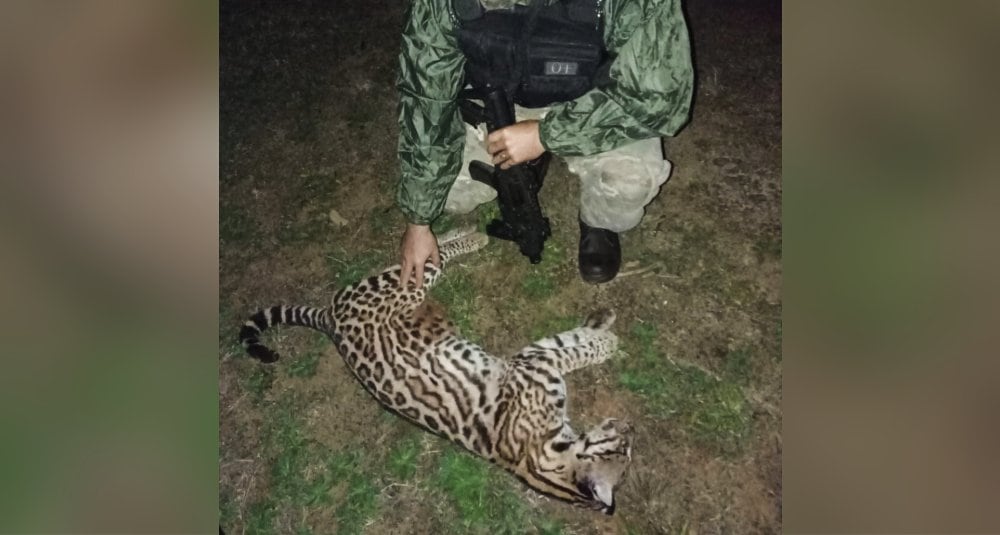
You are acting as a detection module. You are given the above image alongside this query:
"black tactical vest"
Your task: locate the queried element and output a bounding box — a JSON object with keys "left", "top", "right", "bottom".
{"left": 453, "top": 0, "right": 609, "bottom": 108}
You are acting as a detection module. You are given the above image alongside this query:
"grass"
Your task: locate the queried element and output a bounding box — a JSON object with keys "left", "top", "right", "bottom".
{"left": 722, "top": 348, "right": 754, "bottom": 386}
{"left": 328, "top": 452, "right": 381, "bottom": 535}
{"left": 266, "top": 398, "right": 333, "bottom": 507}
{"left": 243, "top": 365, "right": 275, "bottom": 403}
{"left": 219, "top": 488, "right": 238, "bottom": 531}
{"left": 220, "top": 200, "right": 258, "bottom": 246}
{"left": 386, "top": 433, "right": 422, "bottom": 481}
{"left": 616, "top": 323, "right": 752, "bottom": 456}
{"left": 243, "top": 500, "right": 278, "bottom": 535}
{"left": 528, "top": 314, "right": 580, "bottom": 342}
{"left": 431, "top": 448, "right": 567, "bottom": 534}
{"left": 475, "top": 203, "right": 500, "bottom": 230}
{"left": 369, "top": 205, "right": 400, "bottom": 235}
{"left": 433, "top": 448, "right": 561, "bottom": 535}
{"left": 285, "top": 332, "right": 327, "bottom": 379}
{"left": 432, "top": 212, "right": 460, "bottom": 235}
{"left": 327, "top": 250, "right": 386, "bottom": 285}
{"left": 237, "top": 394, "right": 383, "bottom": 535}
{"left": 286, "top": 351, "right": 321, "bottom": 378}
{"left": 520, "top": 238, "right": 568, "bottom": 299}
{"left": 521, "top": 271, "right": 556, "bottom": 299}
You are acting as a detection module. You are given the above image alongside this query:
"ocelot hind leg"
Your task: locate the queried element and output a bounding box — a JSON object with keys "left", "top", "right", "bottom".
{"left": 436, "top": 227, "right": 489, "bottom": 268}
{"left": 514, "top": 309, "right": 619, "bottom": 374}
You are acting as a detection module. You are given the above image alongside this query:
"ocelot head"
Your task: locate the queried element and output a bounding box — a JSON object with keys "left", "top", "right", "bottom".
{"left": 541, "top": 419, "right": 633, "bottom": 514}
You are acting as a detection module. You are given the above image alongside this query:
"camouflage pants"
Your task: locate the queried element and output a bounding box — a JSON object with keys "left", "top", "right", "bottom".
{"left": 444, "top": 107, "right": 672, "bottom": 233}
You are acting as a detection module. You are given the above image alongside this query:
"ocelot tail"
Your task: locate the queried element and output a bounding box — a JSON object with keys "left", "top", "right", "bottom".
{"left": 239, "top": 227, "right": 632, "bottom": 514}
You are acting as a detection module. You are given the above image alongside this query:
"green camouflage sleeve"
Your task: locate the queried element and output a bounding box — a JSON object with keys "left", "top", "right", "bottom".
{"left": 396, "top": 0, "right": 466, "bottom": 225}
{"left": 538, "top": 0, "right": 694, "bottom": 156}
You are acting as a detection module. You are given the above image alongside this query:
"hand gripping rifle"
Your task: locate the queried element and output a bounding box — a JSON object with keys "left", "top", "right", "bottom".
{"left": 459, "top": 86, "right": 552, "bottom": 264}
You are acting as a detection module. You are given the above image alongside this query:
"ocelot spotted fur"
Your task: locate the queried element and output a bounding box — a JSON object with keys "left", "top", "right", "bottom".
{"left": 239, "top": 227, "right": 632, "bottom": 514}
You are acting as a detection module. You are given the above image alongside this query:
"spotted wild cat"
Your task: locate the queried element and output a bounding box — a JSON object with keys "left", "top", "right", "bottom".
{"left": 239, "top": 227, "right": 632, "bottom": 513}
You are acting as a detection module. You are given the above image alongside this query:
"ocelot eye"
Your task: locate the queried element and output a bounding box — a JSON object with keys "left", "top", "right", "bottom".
{"left": 551, "top": 441, "right": 571, "bottom": 452}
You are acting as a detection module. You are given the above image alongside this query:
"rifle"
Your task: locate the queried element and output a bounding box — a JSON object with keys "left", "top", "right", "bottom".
{"left": 459, "top": 86, "right": 552, "bottom": 264}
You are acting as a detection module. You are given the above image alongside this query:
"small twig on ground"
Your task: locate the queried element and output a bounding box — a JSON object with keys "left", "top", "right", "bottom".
{"left": 380, "top": 482, "right": 415, "bottom": 493}
{"left": 665, "top": 354, "right": 724, "bottom": 382}
{"left": 614, "top": 261, "right": 665, "bottom": 279}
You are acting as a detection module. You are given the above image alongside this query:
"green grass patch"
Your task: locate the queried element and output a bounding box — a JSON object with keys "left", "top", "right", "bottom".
{"left": 285, "top": 333, "right": 327, "bottom": 378}
{"left": 536, "top": 519, "right": 566, "bottom": 535}
{"left": 616, "top": 323, "right": 752, "bottom": 455}
{"left": 521, "top": 271, "right": 556, "bottom": 299}
{"left": 266, "top": 400, "right": 334, "bottom": 507}
{"left": 327, "top": 250, "right": 385, "bottom": 285}
{"left": 236, "top": 395, "right": 383, "bottom": 535}
{"left": 218, "top": 302, "right": 246, "bottom": 353}
{"left": 219, "top": 488, "right": 239, "bottom": 530}
{"left": 286, "top": 351, "right": 321, "bottom": 378}
{"left": 432, "top": 447, "right": 565, "bottom": 534}
{"left": 386, "top": 434, "right": 422, "bottom": 481}
{"left": 520, "top": 238, "right": 568, "bottom": 300}
{"left": 243, "top": 499, "right": 278, "bottom": 535}
{"left": 327, "top": 451, "right": 380, "bottom": 535}
{"left": 539, "top": 238, "right": 568, "bottom": 266}
{"left": 243, "top": 365, "right": 276, "bottom": 403}
{"left": 475, "top": 203, "right": 500, "bottom": 230}
{"left": 433, "top": 449, "right": 531, "bottom": 534}
{"left": 722, "top": 348, "right": 754, "bottom": 386}
{"left": 430, "top": 269, "right": 479, "bottom": 341}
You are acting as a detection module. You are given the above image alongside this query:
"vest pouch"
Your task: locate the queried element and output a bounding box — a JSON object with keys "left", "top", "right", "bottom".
{"left": 456, "top": 7, "right": 607, "bottom": 109}
{"left": 519, "top": 30, "right": 604, "bottom": 107}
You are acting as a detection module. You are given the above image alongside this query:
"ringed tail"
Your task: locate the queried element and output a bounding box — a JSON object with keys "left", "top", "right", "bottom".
{"left": 239, "top": 305, "right": 332, "bottom": 363}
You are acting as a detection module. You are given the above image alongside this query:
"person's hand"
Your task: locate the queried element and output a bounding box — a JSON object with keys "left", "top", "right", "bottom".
{"left": 487, "top": 119, "right": 544, "bottom": 170}
{"left": 399, "top": 223, "right": 440, "bottom": 290}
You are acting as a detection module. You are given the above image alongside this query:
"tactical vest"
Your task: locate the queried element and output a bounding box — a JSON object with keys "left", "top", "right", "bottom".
{"left": 453, "top": 0, "right": 609, "bottom": 108}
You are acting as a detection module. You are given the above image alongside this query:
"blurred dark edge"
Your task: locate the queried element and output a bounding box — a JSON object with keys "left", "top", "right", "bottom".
{"left": 1, "top": 0, "right": 999, "bottom": 532}
{"left": 784, "top": 0, "right": 1000, "bottom": 532}
{"left": 0, "top": 0, "right": 218, "bottom": 533}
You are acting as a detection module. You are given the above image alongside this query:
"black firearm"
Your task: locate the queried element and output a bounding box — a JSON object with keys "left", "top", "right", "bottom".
{"left": 459, "top": 86, "right": 551, "bottom": 264}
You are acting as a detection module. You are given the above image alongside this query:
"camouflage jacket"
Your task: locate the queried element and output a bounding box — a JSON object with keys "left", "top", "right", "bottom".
{"left": 396, "top": 0, "right": 694, "bottom": 225}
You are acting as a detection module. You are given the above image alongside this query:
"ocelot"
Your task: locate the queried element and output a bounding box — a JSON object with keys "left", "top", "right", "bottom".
{"left": 239, "top": 227, "right": 632, "bottom": 514}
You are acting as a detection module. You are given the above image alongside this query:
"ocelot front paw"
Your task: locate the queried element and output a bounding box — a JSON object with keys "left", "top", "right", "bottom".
{"left": 583, "top": 308, "right": 616, "bottom": 330}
